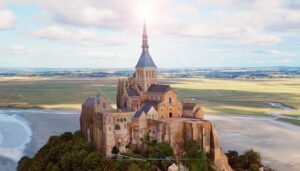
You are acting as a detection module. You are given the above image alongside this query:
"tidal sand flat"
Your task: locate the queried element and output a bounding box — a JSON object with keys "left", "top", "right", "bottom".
{"left": 0, "top": 109, "right": 80, "bottom": 170}
{"left": 207, "top": 114, "right": 300, "bottom": 171}
{"left": 1, "top": 108, "right": 300, "bottom": 171}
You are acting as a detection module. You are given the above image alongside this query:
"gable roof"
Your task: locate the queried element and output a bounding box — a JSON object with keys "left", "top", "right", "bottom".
{"left": 134, "top": 103, "right": 153, "bottom": 118}
{"left": 147, "top": 84, "right": 171, "bottom": 93}
{"left": 126, "top": 88, "right": 140, "bottom": 97}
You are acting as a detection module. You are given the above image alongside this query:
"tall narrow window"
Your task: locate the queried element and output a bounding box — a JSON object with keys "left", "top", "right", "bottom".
{"left": 169, "top": 97, "right": 172, "bottom": 104}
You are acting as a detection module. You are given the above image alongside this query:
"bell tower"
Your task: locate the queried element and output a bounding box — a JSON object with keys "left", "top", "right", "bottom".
{"left": 135, "top": 22, "right": 157, "bottom": 92}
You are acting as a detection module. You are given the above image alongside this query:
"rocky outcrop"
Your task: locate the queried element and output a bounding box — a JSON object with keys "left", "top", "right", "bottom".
{"left": 211, "top": 123, "right": 233, "bottom": 171}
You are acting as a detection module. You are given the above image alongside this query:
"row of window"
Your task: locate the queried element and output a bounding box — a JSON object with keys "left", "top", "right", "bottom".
{"left": 116, "top": 118, "right": 127, "bottom": 122}
{"left": 137, "top": 70, "right": 155, "bottom": 78}
{"left": 145, "top": 70, "right": 155, "bottom": 77}
{"left": 147, "top": 95, "right": 173, "bottom": 104}
{"left": 148, "top": 95, "right": 162, "bottom": 101}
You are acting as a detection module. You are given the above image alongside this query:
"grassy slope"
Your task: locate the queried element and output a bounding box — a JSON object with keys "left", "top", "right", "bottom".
{"left": 0, "top": 77, "right": 299, "bottom": 116}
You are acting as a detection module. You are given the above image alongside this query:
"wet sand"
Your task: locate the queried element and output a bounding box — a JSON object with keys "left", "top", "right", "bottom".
{"left": 0, "top": 109, "right": 80, "bottom": 170}
{"left": 21, "top": 110, "right": 80, "bottom": 156}
{"left": 207, "top": 114, "right": 300, "bottom": 171}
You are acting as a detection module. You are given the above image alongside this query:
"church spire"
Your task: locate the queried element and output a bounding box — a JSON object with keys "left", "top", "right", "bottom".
{"left": 142, "top": 21, "right": 149, "bottom": 49}
{"left": 135, "top": 21, "right": 156, "bottom": 69}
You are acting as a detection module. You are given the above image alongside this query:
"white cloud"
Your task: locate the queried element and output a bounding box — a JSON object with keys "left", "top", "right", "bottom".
{"left": 33, "top": 25, "right": 123, "bottom": 46}
{"left": 0, "top": 9, "right": 16, "bottom": 29}
{"left": 80, "top": 51, "right": 114, "bottom": 58}
{"left": 274, "top": 58, "right": 293, "bottom": 63}
{"left": 11, "top": 45, "right": 37, "bottom": 56}
{"left": 269, "top": 50, "right": 293, "bottom": 56}
{"left": 34, "top": 25, "right": 71, "bottom": 40}
{"left": 3, "top": 0, "right": 300, "bottom": 46}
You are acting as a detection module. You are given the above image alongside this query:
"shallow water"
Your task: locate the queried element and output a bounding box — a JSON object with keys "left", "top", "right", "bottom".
{"left": 0, "top": 109, "right": 80, "bottom": 171}
{"left": 207, "top": 114, "right": 300, "bottom": 171}
{"left": 0, "top": 113, "right": 32, "bottom": 161}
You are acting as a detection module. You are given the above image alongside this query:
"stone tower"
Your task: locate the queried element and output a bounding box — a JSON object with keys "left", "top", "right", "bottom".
{"left": 135, "top": 22, "right": 157, "bottom": 92}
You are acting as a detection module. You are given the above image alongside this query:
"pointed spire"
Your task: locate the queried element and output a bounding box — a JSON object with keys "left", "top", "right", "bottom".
{"left": 142, "top": 21, "right": 149, "bottom": 49}
{"left": 135, "top": 21, "right": 156, "bottom": 68}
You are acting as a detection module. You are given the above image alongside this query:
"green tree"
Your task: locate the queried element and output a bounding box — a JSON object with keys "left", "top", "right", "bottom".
{"left": 82, "top": 151, "right": 104, "bottom": 170}
{"left": 149, "top": 141, "right": 174, "bottom": 171}
{"left": 184, "top": 140, "right": 209, "bottom": 171}
{"left": 127, "top": 163, "right": 142, "bottom": 171}
{"left": 241, "top": 149, "right": 261, "bottom": 169}
{"left": 17, "top": 156, "right": 32, "bottom": 171}
{"left": 184, "top": 140, "right": 200, "bottom": 158}
{"left": 226, "top": 149, "right": 262, "bottom": 170}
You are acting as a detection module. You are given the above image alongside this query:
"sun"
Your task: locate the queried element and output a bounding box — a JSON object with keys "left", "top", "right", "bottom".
{"left": 136, "top": 2, "right": 154, "bottom": 22}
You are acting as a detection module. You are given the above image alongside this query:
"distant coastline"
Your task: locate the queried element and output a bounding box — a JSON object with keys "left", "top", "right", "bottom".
{"left": 1, "top": 67, "right": 300, "bottom": 79}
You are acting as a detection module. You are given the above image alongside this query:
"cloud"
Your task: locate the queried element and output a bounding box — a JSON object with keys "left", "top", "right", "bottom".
{"left": 0, "top": 45, "right": 38, "bottom": 58}
{"left": 269, "top": 50, "right": 294, "bottom": 56}
{"left": 33, "top": 25, "right": 123, "bottom": 46}
{"left": 274, "top": 58, "right": 292, "bottom": 63}
{"left": 3, "top": 0, "right": 300, "bottom": 46}
{"left": 0, "top": 10, "right": 16, "bottom": 29}
{"left": 163, "top": 0, "right": 299, "bottom": 45}
{"left": 80, "top": 51, "right": 114, "bottom": 58}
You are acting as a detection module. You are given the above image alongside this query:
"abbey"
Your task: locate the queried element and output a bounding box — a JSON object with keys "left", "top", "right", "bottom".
{"left": 80, "top": 23, "right": 232, "bottom": 171}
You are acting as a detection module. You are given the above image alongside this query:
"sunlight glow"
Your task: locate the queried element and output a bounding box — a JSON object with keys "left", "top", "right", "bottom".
{"left": 136, "top": 2, "right": 155, "bottom": 22}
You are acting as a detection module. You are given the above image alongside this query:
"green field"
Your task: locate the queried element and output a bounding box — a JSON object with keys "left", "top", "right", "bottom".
{"left": 0, "top": 77, "right": 299, "bottom": 116}
{"left": 169, "top": 78, "right": 300, "bottom": 116}
{"left": 277, "top": 118, "right": 300, "bottom": 127}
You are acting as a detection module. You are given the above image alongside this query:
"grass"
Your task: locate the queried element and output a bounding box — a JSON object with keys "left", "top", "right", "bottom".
{"left": 277, "top": 118, "right": 300, "bottom": 127}
{"left": 0, "top": 77, "right": 117, "bottom": 110}
{"left": 0, "top": 77, "right": 299, "bottom": 116}
{"left": 167, "top": 78, "right": 300, "bottom": 116}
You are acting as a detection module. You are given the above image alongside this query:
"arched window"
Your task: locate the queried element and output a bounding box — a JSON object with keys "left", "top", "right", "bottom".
{"left": 115, "top": 124, "right": 121, "bottom": 130}
{"left": 169, "top": 97, "right": 172, "bottom": 104}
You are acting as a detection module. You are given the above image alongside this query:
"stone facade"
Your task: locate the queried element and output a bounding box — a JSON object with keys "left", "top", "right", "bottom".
{"left": 80, "top": 23, "right": 232, "bottom": 171}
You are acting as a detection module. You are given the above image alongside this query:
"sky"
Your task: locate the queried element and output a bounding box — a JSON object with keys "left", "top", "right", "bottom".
{"left": 0, "top": 0, "right": 299, "bottom": 68}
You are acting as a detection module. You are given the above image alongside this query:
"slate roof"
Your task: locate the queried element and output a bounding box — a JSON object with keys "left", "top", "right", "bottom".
{"left": 84, "top": 96, "right": 99, "bottom": 107}
{"left": 135, "top": 49, "right": 156, "bottom": 68}
{"left": 143, "top": 100, "right": 161, "bottom": 106}
{"left": 126, "top": 88, "right": 140, "bottom": 97}
{"left": 134, "top": 103, "right": 153, "bottom": 118}
{"left": 183, "top": 103, "right": 197, "bottom": 110}
{"left": 147, "top": 84, "right": 171, "bottom": 93}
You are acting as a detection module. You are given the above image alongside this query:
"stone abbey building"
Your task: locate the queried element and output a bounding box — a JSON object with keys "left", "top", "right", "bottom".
{"left": 80, "top": 23, "right": 232, "bottom": 171}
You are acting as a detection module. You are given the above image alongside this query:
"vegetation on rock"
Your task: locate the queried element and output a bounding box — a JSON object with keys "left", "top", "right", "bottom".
{"left": 225, "top": 149, "right": 273, "bottom": 171}
{"left": 18, "top": 131, "right": 215, "bottom": 171}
